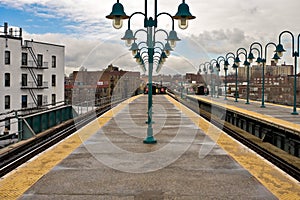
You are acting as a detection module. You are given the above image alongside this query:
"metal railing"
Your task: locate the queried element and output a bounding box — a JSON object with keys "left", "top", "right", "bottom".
{"left": 21, "top": 60, "right": 49, "bottom": 69}
{"left": 20, "top": 81, "right": 49, "bottom": 89}
{"left": 72, "top": 95, "right": 122, "bottom": 115}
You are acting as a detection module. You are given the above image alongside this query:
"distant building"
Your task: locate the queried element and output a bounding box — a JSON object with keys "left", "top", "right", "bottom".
{"left": 220, "top": 60, "right": 300, "bottom": 104}
{"left": 65, "top": 65, "right": 142, "bottom": 105}
{"left": 0, "top": 22, "right": 65, "bottom": 135}
{"left": 238, "top": 61, "right": 293, "bottom": 80}
{"left": 185, "top": 73, "right": 205, "bottom": 84}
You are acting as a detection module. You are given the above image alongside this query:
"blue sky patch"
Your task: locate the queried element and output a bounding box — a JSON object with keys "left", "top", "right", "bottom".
{"left": 0, "top": 5, "right": 76, "bottom": 34}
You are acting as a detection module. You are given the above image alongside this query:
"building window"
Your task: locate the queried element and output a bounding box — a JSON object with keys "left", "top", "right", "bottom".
{"left": 52, "top": 75, "right": 56, "bottom": 86}
{"left": 44, "top": 95, "right": 48, "bottom": 105}
{"left": 5, "top": 119, "right": 10, "bottom": 131}
{"left": 22, "top": 74, "right": 28, "bottom": 86}
{"left": 37, "top": 74, "right": 43, "bottom": 86}
{"left": 37, "top": 54, "right": 43, "bottom": 67}
{"left": 52, "top": 56, "right": 56, "bottom": 68}
{"left": 5, "top": 51, "right": 10, "bottom": 65}
{"left": 52, "top": 94, "right": 56, "bottom": 106}
{"left": 5, "top": 95, "right": 10, "bottom": 109}
{"left": 22, "top": 52, "right": 28, "bottom": 66}
{"left": 4, "top": 73, "right": 10, "bottom": 87}
{"left": 22, "top": 95, "right": 27, "bottom": 108}
{"left": 37, "top": 95, "right": 43, "bottom": 107}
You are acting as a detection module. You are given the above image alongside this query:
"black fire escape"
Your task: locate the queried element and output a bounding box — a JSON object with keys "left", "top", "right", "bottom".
{"left": 21, "top": 40, "right": 48, "bottom": 108}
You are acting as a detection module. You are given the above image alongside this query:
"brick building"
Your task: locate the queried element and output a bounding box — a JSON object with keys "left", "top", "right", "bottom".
{"left": 65, "top": 65, "right": 142, "bottom": 105}
{"left": 238, "top": 61, "right": 293, "bottom": 80}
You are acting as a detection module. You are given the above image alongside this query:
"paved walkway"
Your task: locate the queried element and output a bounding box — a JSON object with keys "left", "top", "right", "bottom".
{"left": 18, "top": 95, "right": 277, "bottom": 199}
{"left": 188, "top": 95, "right": 300, "bottom": 137}
{"left": 204, "top": 95, "right": 300, "bottom": 125}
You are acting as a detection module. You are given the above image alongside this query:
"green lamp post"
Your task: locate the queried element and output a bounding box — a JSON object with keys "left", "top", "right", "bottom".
{"left": 199, "top": 62, "right": 210, "bottom": 96}
{"left": 246, "top": 47, "right": 261, "bottom": 105}
{"left": 209, "top": 62, "right": 215, "bottom": 98}
{"left": 244, "top": 59, "right": 251, "bottom": 104}
{"left": 276, "top": 31, "right": 299, "bottom": 115}
{"left": 216, "top": 56, "right": 227, "bottom": 99}
{"left": 245, "top": 52, "right": 254, "bottom": 104}
{"left": 232, "top": 62, "right": 239, "bottom": 102}
{"left": 233, "top": 51, "right": 243, "bottom": 102}
{"left": 223, "top": 60, "right": 229, "bottom": 100}
{"left": 198, "top": 66, "right": 201, "bottom": 75}
{"left": 215, "top": 63, "right": 221, "bottom": 98}
{"left": 225, "top": 52, "right": 236, "bottom": 100}
{"left": 209, "top": 59, "right": 221, "bottom": 98}
{"left": 106, "top": 0, "right": 195, "bottom": 144}
{"left": 234, "top": 48, "right": 250, "bottom": 103}
{"left": 250, "top": 42, "right": 279, "bottom": 108}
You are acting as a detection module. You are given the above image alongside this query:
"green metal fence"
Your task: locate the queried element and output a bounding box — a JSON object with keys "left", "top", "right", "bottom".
{"left": 19, "top": 105, "right": 75, "bottom": 139}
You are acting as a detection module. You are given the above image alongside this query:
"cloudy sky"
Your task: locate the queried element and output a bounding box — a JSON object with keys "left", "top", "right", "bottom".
{"left": 1, "top": 0, "right": 299, "bottom": 76}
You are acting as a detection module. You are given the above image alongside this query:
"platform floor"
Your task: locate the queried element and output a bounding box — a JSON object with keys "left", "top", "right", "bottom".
{"left": 1, "top": 95, "right": 299, "bottom": 199}
{"left": 189, "top": 94, "right": 300, "bottom": 134}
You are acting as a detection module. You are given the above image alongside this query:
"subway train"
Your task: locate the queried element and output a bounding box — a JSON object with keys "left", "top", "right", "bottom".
{"left": 196, "top": 85, "right": 209, "bottom": 95}
{"left": 144, "top": 83, "right": 167, "bottom": 95}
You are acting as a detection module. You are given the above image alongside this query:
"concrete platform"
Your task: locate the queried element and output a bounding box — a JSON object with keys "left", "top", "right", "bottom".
{"left": 192, "top": 95, "right": 300, "bottom": 125}
{"left": 18, "top": 95, "right": 278, "bottom": 199}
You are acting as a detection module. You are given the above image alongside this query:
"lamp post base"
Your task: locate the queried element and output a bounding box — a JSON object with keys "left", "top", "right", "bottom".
{"left": 245, "top": 102, "right": 250, "bottom": 105}
{"left": 260, "top": 105, "right": 266, "bottom": 108}
{"left": 143, "top": 136, "right": 157, "bottom": 144}
{"left": 291, "top": 111, "right": 299, "bottom": 115}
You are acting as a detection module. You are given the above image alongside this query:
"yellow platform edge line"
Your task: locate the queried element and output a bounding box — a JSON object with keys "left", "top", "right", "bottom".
{"left": 226, "top": 96, "right": 293, "bottom": 109}
{"left": 190, "top": 95, "right": 300, "bottom": 133}
{"left": 0, "top": 95, "right": 141, "bottom": 200}
{"left": 165, "top": 95, "right": 300, "bottom": 200}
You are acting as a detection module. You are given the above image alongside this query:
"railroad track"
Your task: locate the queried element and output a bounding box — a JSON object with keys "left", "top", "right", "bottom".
{"left": 0, "top": 99, "right": 124, "bottom": 177}
{"left": 168, "top": 91, "right": 300, "bottom": 182}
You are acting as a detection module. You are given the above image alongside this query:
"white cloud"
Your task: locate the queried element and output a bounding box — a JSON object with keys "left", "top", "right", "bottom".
{"left": 3, "top": 0, "right": 299, "bottom": 75}
{"left": 190, "top": 29, "right": 256, "bottom": 55}
{"left": 23, "top": 31, "right": 138, "bottom": 75}
{"left": 2, "top": 0, "right": 300, "bottom": 36}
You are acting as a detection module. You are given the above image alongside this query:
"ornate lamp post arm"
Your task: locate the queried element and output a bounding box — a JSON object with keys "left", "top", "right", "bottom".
{"left": 157, "top": 12, "right": 175, "bottom": 30}
{"left": 154, "top": 30, "right": 173, "bottom": 56}
{"left": 250, "top": 42, "right": 263, "bottom": 59}
{"left": 278, "top": 31, "right": 295, "bottom": 55}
